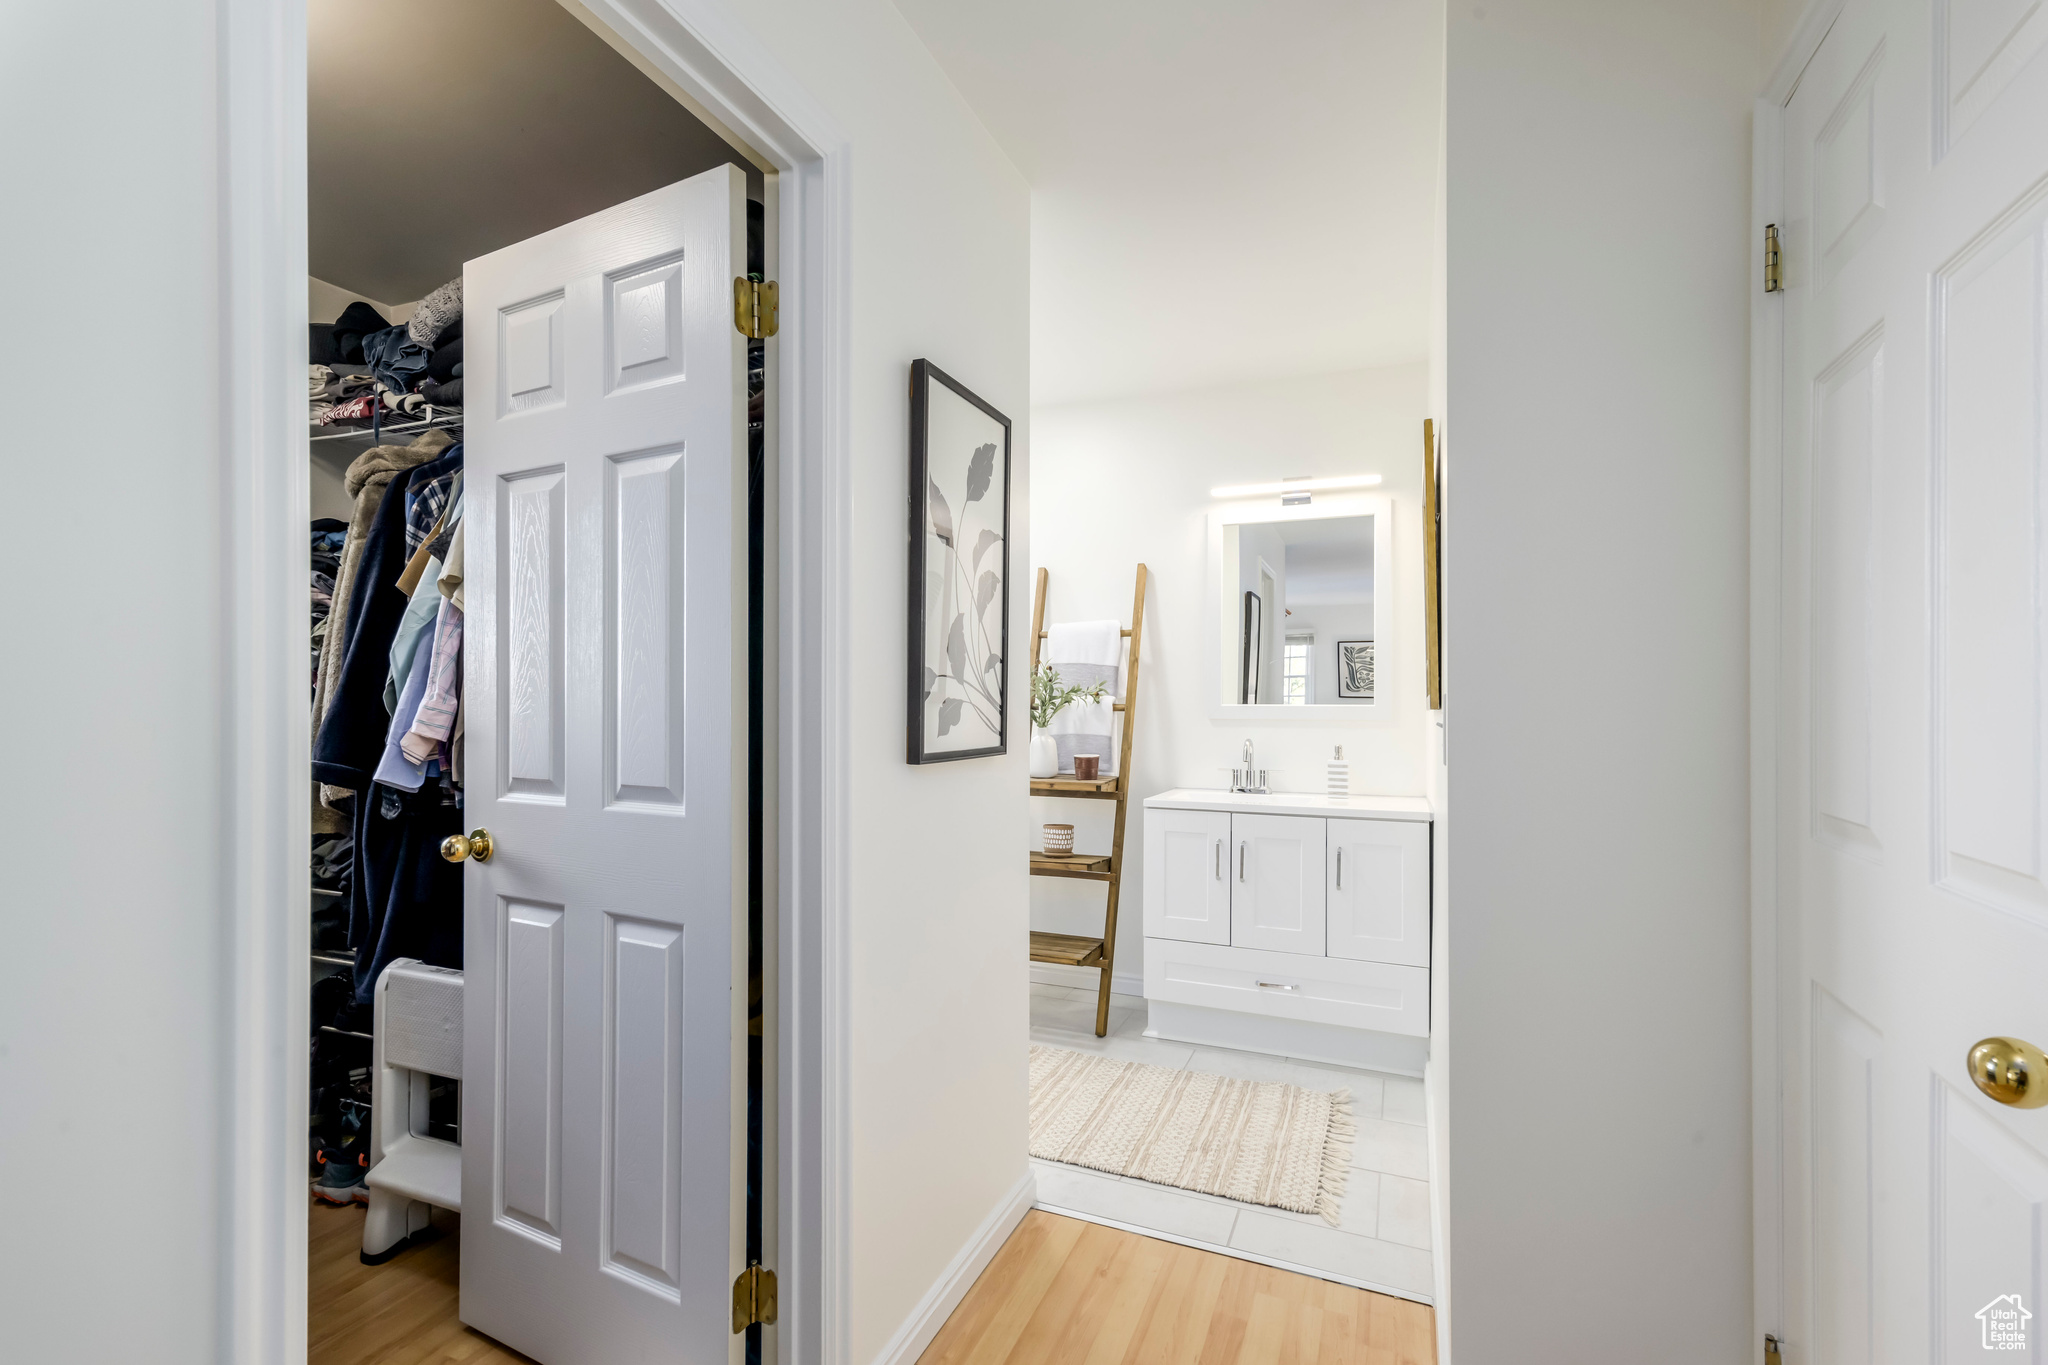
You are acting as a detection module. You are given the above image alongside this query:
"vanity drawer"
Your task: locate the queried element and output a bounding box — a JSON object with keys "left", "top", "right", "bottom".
{"left": 1144, "top": 938, "right": 1428, "bottom": 1038}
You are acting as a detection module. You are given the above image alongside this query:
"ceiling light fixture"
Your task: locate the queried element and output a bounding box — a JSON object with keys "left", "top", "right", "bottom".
{"left": 1209, "top": 474, "right": 1383, "bottom": 499}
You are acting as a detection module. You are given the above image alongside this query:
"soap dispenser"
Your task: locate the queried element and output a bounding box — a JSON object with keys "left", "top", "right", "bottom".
{"left": 1327, "top": 745, "right": 1350, "bottom": 801}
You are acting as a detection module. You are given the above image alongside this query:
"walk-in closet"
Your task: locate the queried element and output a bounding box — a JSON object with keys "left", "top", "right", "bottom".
{"left": 302, "top": 4, "right": 764, "bottom": 1360}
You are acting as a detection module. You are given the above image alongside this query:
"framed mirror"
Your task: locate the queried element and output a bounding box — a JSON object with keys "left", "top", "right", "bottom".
{"left": 1210, "top": 496, "right": 1392, "bottom": 721}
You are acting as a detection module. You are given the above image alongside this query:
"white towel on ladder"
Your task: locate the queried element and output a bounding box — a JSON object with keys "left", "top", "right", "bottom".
{"left": 1046, "top": 620, "right": 1122, "bottom": 775}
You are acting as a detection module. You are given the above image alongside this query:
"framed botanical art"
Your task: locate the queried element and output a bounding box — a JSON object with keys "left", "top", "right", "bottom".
{"left": 907, "top": 359, "right": 1013, "bottom": 763}
{"left": 1337, "top": 639, "right": 1375, "bottom": 700}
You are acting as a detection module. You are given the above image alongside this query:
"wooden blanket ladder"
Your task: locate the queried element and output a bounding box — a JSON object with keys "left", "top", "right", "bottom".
{"left": 1028, "top": 563, "right": 1148, "bottom": 1037}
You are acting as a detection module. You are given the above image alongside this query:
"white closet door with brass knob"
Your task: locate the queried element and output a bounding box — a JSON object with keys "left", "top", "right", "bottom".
{"left": 459, "top": 166, "right": 748, "bottom": 1365}
{"left": 1769, "top": 2, "right": 2048, "bottom": 1359}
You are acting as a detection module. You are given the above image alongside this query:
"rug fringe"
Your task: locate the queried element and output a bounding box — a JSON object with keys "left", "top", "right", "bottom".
{"left": 1319, "top": 1089, "right": 1357, "bottom": 1226}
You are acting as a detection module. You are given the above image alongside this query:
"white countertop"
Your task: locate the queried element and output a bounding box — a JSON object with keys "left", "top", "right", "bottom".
{"left": 1144, "top": 787, "right": 1434, "bottom": 821}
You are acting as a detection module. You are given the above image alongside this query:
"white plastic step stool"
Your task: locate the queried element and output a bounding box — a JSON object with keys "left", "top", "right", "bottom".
{"left": 360, "top": 957, "right": 462, "bottom": 1264}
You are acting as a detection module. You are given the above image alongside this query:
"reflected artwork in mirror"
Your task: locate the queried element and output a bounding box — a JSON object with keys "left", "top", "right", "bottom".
{"left": 1223, "top": 513, "right": 1374, "bottom": 708}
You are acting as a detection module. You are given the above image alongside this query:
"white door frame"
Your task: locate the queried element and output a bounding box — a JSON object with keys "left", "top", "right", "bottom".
{"left": 1749, "top": 1, "right": 1846, "bottom": 1355}
{"left": 216, "top": 1, "right": 852, "bottom": 1360}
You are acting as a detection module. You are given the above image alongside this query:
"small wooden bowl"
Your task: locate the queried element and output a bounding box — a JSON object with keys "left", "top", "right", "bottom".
{"left": 1072, "top": 754, "right": 1101, "bottom": 780}
{"left": 1043, "top": 823, "right": 1075, "bottom": 855}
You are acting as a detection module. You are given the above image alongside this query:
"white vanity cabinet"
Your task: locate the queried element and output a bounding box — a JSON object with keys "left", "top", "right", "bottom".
{"left": 1325, "top": 817, "right": 1430, "bottom": 968}
{"left": 1229, "top": 813, "right": 1326, "bottom": 955}
{"left": 1141, "top": 790, "right": 1433, "bottom": 1049}
{"left": 1141, "top": 807, "right": 1231, "bottom": 945}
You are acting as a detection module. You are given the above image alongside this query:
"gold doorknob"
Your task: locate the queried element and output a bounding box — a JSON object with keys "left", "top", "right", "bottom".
{"left": 441, "top": 828, "right": 493, "bottom": 863}
{"left": 1968, "top": 1037, "right": 2048, "bottom": 1108}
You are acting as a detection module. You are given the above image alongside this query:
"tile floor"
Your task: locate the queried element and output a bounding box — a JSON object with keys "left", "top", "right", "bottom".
{"left": 1028, "top": 981, "right": 1436, "bottom": 1303}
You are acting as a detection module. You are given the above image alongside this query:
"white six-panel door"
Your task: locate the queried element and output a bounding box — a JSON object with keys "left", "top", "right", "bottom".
{"left": 1143, "top": 807, "right": 1230, "bottom": 945}
{"left": 459, "top": 166, "right": 748, "bottom": 1365}
{"left": 1772, "top": 3, "right": 2048, "bottom": 1360}
{"left": 1229, "top": 813, "right": 1326, "bottom": 956}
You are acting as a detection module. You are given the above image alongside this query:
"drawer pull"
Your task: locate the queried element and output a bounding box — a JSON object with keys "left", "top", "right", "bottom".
{"left": 1256, "top": 980, "right": 1301, "bottom": 992}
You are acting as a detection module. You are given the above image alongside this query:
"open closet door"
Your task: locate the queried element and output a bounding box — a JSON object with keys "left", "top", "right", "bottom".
{"left": 1769, "top": 2, "right": 2048, "bottom": 1360}
{"left": 459, "top": 165, "right": 748, "bottom": 1364}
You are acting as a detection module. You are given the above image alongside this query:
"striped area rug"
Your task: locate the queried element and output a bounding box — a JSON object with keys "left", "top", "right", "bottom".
{"left": 1029, "top": 1045, "right": 1355, "bottom": 1225}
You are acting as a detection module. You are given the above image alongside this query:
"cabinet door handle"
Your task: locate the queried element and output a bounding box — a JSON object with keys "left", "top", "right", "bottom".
{"left": 1239, "top": 842, "right": 1246, "bottom": 882}
{"left": 1336, "top": 848, "right": 1343, "bottom": 890}
{"left": 1213, "top": 838, "right": 1221, "bottom": 881}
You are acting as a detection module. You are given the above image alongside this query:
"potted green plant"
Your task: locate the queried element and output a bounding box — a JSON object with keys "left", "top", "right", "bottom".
{"left": 1029, "top": 663, "right": 1108, "bottom": 778}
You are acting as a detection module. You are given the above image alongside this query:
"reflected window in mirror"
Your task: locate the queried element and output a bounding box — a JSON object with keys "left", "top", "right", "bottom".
{"left": 1282, "top": 633, "right": 1312, "bottom": 705}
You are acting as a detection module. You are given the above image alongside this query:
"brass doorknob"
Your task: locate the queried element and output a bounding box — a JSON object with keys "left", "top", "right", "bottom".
{"left": 441, "top": 828, "right": 493, "bottom": 863}
{"left": 1968, "top": 1037, "right": 2048, "bottom": 1108}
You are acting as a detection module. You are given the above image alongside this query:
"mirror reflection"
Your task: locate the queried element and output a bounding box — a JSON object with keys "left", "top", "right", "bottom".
{"left": 1226, "top": 514, "right": 1374, "bottom": 706}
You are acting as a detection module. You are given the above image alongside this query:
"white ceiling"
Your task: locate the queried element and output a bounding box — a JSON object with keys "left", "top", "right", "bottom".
{"left": 892, "top": 0, "right": 1443, "bottom": 407}
{"left": 309, "top": 0, "right": 751, "bottom": 302}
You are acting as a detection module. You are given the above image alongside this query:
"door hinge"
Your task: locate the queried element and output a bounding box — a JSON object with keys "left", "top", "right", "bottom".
{"left": 1764, "top": 224, "right": 1783, "bottom": 293}
{"left": 732, "top": 1262, "right": 778, "bottom": 1333}
{"left": 1765, "top": 1333, "right": 1784, "bottom": 1365}
{"left": 734, "top": 276, "right": 779, "bottom": 339}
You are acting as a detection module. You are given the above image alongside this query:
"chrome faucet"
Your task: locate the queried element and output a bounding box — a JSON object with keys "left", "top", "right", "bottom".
{"left": 1230, "top": 739, "right": 1269, "bottom": 794}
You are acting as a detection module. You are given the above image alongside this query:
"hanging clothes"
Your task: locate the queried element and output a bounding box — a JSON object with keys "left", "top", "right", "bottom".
{"left": 314, "top": 444, "right": 452, "bottom": 799}
{"left": 346, "top": 781, "right": 463, "bottom": 1006}
{"left": 403, "top": 599, "right": 462, "bottom": 765}
{"left": 372, "top": 637, "right": 438, "bottom": 793}
{"left": 312, "top": 429, "right": 454, "bottom": 746}
{"left": 436, "top": 519, "right": 465, "bottom": 612}
{"left": 383, "top": 557, "right": 444, "bottom": 715}
{"left": 313, "top": 438, "right": 466, "bottom": 1008}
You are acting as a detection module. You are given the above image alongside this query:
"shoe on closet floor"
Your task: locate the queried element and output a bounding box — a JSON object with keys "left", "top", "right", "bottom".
{"left": 311, "top": 1148, "right": 369, "bottom": 1205}
{"left": 311, "top": 1099, "right": 370, "bottom": 1205}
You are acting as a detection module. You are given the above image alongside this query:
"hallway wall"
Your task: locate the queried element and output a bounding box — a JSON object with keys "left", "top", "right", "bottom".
{"left": 0, "top": 4, "right": 230, "bottom": 1361}
{"left": 0, "top": 2, "right": 1028, "bottom": 1362}
{"left": 1441, "top": 0, "right": 1758, "bottom": 1359}
{"left": 730, "top": 3, "right": 1034, "bottom": 1361}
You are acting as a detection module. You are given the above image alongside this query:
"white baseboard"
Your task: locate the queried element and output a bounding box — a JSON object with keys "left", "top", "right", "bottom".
{"left": 865, "top": 1167, "right": 1036, "bottom": 1365}
{"left": 1030, "top": 962, "right": 1145, "bottom": 998}
{"left": 1146, "top": 1000, "right": 1429, "bottom": 1077}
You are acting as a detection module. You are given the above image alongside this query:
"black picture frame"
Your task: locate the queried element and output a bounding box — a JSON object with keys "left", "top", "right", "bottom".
{"left": 1337, "top": 639, "right": 1375, "bottom": 700}
{"left": 907, "top": 359, "right": 1013, "bottom": 764}
{"left": 1240, "top": 591, "right": 1264, "bottom": 704}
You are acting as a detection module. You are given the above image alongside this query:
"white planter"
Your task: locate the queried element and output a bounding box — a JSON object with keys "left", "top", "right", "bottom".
{"left": 1029, "top": 729, "right": 1059, "bottom": 778}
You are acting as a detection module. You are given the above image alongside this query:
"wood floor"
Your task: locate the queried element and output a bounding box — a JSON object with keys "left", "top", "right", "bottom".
{"left": 313, "top": 1198, "right": 1432, "bottom": 1364}
{"left": 309, "top": 1197, "right": 534, "bottom": 1365}
{"left": 919, "top": 1211, "right": 1436, "bottom": 1365}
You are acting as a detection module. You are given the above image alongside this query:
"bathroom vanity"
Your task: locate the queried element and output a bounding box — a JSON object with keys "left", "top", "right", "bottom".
{"left": 1141, "top": 788, "right": 1433, "bottom": 1073}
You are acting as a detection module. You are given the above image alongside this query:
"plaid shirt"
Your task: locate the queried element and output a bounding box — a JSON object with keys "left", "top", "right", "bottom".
{"left": 404, "top": 447, "right": 461, "bottom": 558}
